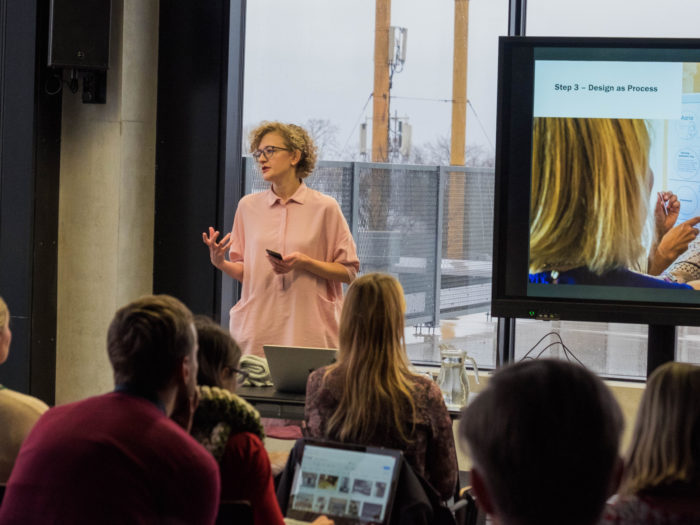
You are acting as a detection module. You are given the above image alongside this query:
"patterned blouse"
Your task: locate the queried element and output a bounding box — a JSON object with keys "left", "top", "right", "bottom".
{"left": 600, "top": 494, "right": 700, "bottom": 525}
{"left": 304, "top": 366, "right": 459, "bottom": 500}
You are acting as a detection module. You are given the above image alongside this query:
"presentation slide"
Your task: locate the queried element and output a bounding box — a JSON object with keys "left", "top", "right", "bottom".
{"left": 528, "top": 57, "right": 700, "bottom": 297}
{"left": 534, "top": 60, "right": 683, "bottom": 119}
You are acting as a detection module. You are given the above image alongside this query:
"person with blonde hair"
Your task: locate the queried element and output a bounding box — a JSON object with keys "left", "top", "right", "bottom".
{"left": 0, "top": 296, "right": 48, "bottom": 483}
{"left": 602, "top": 361, "right": 700, "bottom": 523}
{"left": 202, "top": 121, "right": 359, "bottom": 357}
{"left": 529, "top": 117, "right": 698, "bottom": 288}
{"left": 304, "top": 273, "right": 458, "bottom": 500}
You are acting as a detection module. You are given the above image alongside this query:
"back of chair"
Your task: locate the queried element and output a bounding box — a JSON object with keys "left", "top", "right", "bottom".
{"left": 216, "top": 499, "right": 253, "bottom": 525}
{"left": 452, "top": 489, "right": 479, "bottom": 525}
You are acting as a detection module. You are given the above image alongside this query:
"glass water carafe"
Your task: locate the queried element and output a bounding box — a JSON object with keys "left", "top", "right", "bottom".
{"left": 436, "top": 345, "right": 480, "bottom": 409}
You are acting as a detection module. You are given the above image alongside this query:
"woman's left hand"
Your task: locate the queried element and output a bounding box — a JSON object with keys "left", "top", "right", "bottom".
{"left": 267, "top": 251, "right": 310, "bottom": 274}
{"left": 655, "top": 191, "right": 681, "bottom": 237}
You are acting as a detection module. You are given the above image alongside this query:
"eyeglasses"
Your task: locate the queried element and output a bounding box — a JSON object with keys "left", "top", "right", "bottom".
{"left": 252, "top": 145, "right": 290, "bottom": 161}
{"left": 223, "top": 366, "right": 250, "bottom": 386}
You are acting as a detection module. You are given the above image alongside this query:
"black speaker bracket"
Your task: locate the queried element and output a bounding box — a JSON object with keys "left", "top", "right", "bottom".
{"left": 80, "top": 70, "right": 107, "bottom": 104}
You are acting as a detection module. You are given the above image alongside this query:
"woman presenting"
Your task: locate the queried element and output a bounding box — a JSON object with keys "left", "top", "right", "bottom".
{"left": 203, "top": 121, "right": 359, "bottom": 357}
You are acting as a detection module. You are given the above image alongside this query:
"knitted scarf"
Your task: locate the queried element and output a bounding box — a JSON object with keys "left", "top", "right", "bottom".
{"left": 191, "top": 385, "right": 265, "bottom": 461}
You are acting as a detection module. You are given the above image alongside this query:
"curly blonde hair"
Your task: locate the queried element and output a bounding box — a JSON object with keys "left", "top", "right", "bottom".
{"left": 249, "top": 121, "right": 318, "bottom": 179}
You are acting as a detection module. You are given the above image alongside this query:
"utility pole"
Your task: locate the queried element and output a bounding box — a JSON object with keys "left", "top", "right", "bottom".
{"left": 368, "top": 0, "right": 392, "bottom": 232}
{"left": 447, "top": 0, "right": 469, "bottom": 259}
{"left": 371, "top": 0, "right": 391, "bottom": 163}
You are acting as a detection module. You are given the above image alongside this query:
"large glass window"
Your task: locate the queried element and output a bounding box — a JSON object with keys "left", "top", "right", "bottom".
{"left": 243, "top": 2, "right": 700, "bottom": 375}
{"left": 243, "top": 1, "right": 507, "bottom": 370}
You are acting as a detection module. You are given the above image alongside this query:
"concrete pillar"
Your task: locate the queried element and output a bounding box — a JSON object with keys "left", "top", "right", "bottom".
{"left": 56, "top": 0, "right": 159, "bottom": 404}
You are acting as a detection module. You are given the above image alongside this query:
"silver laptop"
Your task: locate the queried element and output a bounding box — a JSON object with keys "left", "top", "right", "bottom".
{"left": 263, "top": 345, "right": 338, "bottom": 394}
{"left": 284, "top": 440, "right": 402, "bottom": 525}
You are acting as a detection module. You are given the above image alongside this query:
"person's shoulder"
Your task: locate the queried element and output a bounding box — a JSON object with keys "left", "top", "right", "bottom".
{"left": 226, "top": 430, "right": 266, "bottom": 460}
{"left": 603, "top": 494, "right": 699, "bottom": 524}
{"left": 238, "top": 190, "right": 269, "bottom": 208}
{"left": 411, "top": 373, "right": 441, "bottom": 395}
{"left": 601, "top": 495, "right": 651, "bottom": 524}
{"left": 309, "top": 364, "right": 331, "bottom": 378}
{"left": 38, "top": 392, "right": 108, "bottom": 421}
{"left": 307, "top": 365, "right": 332, "bottom": 390}
{"left": 305, "top": 187, "right": 341, "bottom": 209}
{"left": 410, "top": 374, "right": 450, "bottom": 411}
{"left": 155, "top": 417, "right": 220, "bottom": 478}
{"left": 0, "top": 388, "right": 49, "bottom": 417}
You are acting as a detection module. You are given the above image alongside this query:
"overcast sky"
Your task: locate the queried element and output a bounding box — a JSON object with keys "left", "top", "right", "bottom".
{"left": 242, "top": 0, "right": 700, "bottom": 160}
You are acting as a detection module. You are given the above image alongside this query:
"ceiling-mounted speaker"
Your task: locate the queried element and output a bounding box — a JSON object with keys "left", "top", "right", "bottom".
{"left": 48, "top": 0, "right": 111, "bottom": 70}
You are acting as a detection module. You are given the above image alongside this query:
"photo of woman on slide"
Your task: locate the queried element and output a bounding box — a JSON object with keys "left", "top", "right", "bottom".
{"left": 528, "top": 117, "right": 700, "bottom": 290}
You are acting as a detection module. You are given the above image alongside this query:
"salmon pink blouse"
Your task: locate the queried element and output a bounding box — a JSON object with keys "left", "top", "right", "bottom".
{"left": 228, "top": 183, "right": 359, "bottom": 357}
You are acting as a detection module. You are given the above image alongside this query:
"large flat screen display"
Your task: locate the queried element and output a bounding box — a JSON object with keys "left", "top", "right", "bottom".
{"left": 492, "top": 37, "right": 700, "bottom": 326}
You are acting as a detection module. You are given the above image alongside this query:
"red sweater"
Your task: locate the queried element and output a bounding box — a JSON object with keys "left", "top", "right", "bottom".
{"left": 220, "top": 432, "right": 286, "bottom": 525}
{"left": 0, "top": 392, "right": 220, "bottom": 525}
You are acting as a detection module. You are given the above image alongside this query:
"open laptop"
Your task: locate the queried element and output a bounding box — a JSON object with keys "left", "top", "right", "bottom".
{"left": 284, "top": 440, "right": 402, "bottom": 525}
{"left": 263, "top": 345, "right": 338, "bottom": 394}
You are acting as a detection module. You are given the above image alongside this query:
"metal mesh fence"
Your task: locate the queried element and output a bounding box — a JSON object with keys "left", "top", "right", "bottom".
{"left": 440, "top": 167, "right": 494, "bottom": 315}
{"left": 243, "top": 157, "right": 496, "bottom": 325}
{"left": 355, "top": 163, "right": 440, "bottom": 324}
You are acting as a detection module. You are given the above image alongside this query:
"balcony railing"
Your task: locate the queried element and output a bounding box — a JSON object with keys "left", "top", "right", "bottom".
{"left": 243, "top": 157, "right": 495, "bottom": 326}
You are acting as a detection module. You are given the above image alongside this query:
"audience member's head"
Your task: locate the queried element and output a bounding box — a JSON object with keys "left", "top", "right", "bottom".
{"left": 107, "top": 295, "right": 196, "bottom": 397}
{"left": 0, "top": 296, "right": 11, "bottom": 364}
{"left": 530, "top": 117, "right": 650, "bottom": 275}
{"left": 338, "top": 272, "right": 407, "bottom": 370}
{"left": 194, "top": 315, "right": 242, "bottom": 392}
{"left": 0, "top": 294, "right": 220, "bottom": 523}
{"left": 327, "top": 272, "right": 416, "bottom": 444}
{"left": 620, "top": 361, "right": 700, "bottom": 496}
{"left": 459, "top": 359, "right": 624, "bottom": 525}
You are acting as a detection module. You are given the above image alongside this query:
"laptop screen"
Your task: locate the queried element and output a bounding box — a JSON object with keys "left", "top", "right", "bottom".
{"left": 287, "top": 441, "right": 402, "bottom": 524}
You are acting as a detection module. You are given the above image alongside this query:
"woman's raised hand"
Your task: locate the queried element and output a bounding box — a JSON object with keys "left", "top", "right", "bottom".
{"left": 202, "top": 226, "right": 232, "bottom": 269}
{"left": 655, "top": 191, "right": 681, "bottom": 237}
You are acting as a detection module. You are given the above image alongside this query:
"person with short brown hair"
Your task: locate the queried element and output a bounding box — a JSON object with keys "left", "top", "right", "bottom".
{"left": 459, "top": 359, "right": 624, "bottom": 525}
{"left": 0, "top": 295, "right": 220, "bottom": 525}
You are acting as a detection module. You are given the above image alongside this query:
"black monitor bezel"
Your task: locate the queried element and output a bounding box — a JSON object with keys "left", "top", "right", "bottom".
{"left": 491, "top": 36, "right": 700, "bottom": 326}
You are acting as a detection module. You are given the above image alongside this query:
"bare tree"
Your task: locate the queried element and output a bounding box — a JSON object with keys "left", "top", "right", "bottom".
{"left": 465, "top": 143, "right": 495, "bottom": 168}
{"left": 241, "top": 123, "right": 254, "bottom": 153}
{"left": 304, "top": 118, "right": 340, "bottom": 160}
{"left": 406, "top": 134, "right": 494, "bottom": 168}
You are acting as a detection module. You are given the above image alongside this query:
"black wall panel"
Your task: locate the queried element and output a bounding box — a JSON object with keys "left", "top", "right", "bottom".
{"left": 0, "top": 0, "right": 61, "bottom": 403}
{"left": 154, "top": 1, "right": 245, "bottom": 324}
